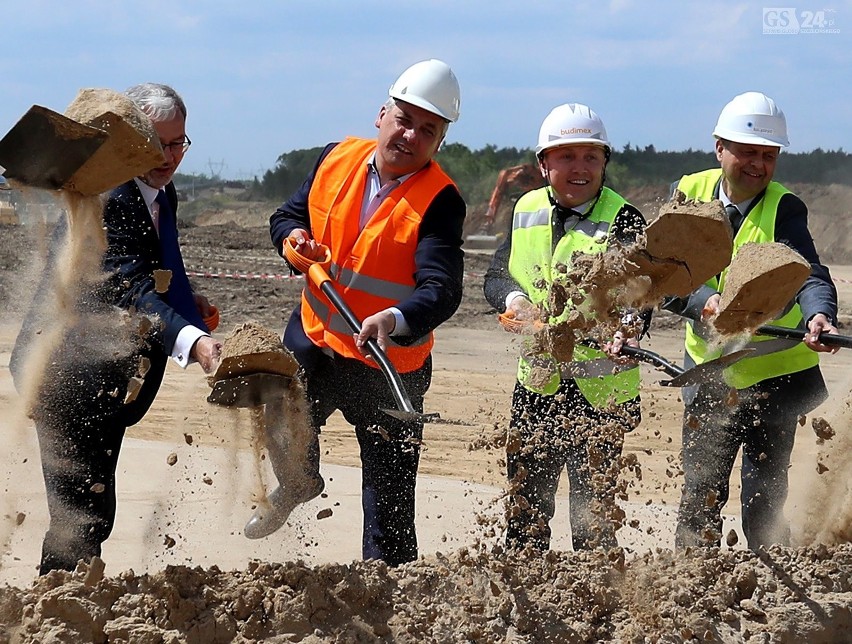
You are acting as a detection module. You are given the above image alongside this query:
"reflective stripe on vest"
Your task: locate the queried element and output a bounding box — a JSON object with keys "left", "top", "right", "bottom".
{"left": 513, "top": 209, "right": 611, "bottom": 240}
{"left": 302, "top": 137, "right": 453, "bottom": 372}
{"left": 676, "top": 169, "right": 819, "bottom": 388}
{"left": 304, "top": 288, "right": 430, "bottom": 347}
{"left": 508, "top": 187, "right": 640, "bottom": 407}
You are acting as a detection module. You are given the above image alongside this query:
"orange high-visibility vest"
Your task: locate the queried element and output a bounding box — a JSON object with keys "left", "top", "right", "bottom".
{"left": 302, "top": 137, "right": 454, "bottom": 372}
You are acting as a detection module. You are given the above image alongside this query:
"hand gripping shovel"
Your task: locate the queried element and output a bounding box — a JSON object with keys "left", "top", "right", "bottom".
{"left": 757, "top": 325, "right": 852, "bottom": 350}
{"left": 496, "top": 312, "right": 752, "bottom": 387}
{"left": 284, "top": 238, "right": 440, "bottom": 424}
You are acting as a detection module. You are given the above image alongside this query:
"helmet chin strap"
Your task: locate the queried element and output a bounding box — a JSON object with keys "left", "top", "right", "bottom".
{"left": 541, "top": 147, "right": 611, "bottom": 221}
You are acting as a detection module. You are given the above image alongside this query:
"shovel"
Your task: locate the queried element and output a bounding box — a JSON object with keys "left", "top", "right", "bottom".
{"left": 0, "top": 106, "right": 108, "bottom": 191}
{"left": 0, "top": 97, "right": 164, "bottom": 196}
{"left": 208, "top": 373, "right": 292, "bottom": 408}
{"left": 496, "top": 312, "right": 753, "bottom": 387}
{"left": 757, "top": 325, "right": 852, "bottom": 350}
{"left": 207, "top": 348, "right": 301, "bottom": 409}
{"left": 284, "top": 238, "right": 440, "bottom": 424}
{"left": 618, "top": 345, "right": 754, "bottom": 387}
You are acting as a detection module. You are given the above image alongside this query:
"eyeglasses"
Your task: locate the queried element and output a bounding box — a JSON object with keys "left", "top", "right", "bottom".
{"left": 162, "top": 136, "right": 192, "bottom": 155}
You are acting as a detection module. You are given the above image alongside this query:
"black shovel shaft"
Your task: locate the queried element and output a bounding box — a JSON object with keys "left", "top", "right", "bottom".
{"left": 617, "top": 345, "right": 684, "bottom": 377}
{"left": 757, "top": 325, "right": 852, "bottom": 349}
{"left": 318, "top": 281, "right": 417, "bottom": 415}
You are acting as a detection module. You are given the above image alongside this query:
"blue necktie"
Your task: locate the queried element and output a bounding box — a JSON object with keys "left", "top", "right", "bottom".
{"left": 155, "top": 191, "right": 208, "bottom": 331}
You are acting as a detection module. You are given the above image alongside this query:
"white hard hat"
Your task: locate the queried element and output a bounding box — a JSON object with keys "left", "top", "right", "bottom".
{"left": 713, "top": 91, "right": 789, "bottom": 147}
{"left": 536, "top": 103, "right": 611, "bottom": 156}
{"left": 389, "top": 59, "right": 460, "bottom": 123}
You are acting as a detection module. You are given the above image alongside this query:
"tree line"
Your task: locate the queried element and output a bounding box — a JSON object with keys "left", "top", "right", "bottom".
{"left": 234, "top": 143, "right": 852, "bottom": 207}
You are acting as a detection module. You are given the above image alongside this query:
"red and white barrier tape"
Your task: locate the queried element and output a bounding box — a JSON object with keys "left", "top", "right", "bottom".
{"left": 187, "top": 267, "right": 487, "bottom": 281}
{"left": 186, "top": 268, "right": 301, "bottom": 280}
{"left": 187, "top": 266, "right": 849, "bottom": 285}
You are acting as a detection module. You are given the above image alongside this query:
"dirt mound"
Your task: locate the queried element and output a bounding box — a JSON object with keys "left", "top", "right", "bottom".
{"left": 787, "top": 183, "right": 852, "bottom": 265}
{"left": 0, "top": 544, "right": 850, "bottom": 642}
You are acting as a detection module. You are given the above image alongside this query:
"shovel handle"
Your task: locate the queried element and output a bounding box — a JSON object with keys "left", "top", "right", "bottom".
{"left": 317, "top": 279, "right": 418, "bottom": 416}
{"left": 617, "top": 345, "right": 684, "bottom": 378}
{"left": 286, "top": 238, "right": 419, "bottom": 417}
{"left": 757, "top": 325, "right": 852, "bottom": 349}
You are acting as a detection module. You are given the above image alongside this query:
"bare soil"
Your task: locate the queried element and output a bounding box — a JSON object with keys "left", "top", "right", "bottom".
{"left": 1, "top": 181, "right": 852, "bottom": 642}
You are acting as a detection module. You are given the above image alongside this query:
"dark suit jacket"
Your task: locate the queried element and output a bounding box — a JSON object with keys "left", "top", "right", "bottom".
{"left": 11, "top": 179, "right": 194, "bottom": 427}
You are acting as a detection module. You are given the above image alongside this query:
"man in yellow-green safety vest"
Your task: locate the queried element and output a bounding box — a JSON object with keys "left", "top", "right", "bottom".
{"left": 664, "top": 92, "right": 839, "bottom": 550}
{"left": 484, "top": 103, "right": 650, "bottom": 552}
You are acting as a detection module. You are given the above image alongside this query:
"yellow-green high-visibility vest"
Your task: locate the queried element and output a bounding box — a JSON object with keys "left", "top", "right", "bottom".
{"left": 677, "top": 168, "right": 819, "bottom": 389}
{"left": 507, "top": 186, "right": 640, "bottom": 408}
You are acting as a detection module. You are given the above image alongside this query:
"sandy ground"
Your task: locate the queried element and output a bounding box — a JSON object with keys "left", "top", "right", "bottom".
{"left": 2, "top": 264, "right": 851, "bottom": 583}
{"left": 0, "top": 322, "right": 690, "bottom": 586}
{"left": 1, "top": 218, "right": 851, "bottom": 640}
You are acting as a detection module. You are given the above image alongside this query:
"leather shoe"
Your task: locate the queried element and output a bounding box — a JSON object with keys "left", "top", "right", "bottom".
{"left": 244, "top": 477, "right": 324, "bottom": 540}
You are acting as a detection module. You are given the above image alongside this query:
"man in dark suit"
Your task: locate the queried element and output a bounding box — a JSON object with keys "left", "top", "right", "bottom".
{"left": 254, "top": 59, "right": 466, "bottom": 567}
{"left": 11, "top": 83, "right": 222, "bottom": 575}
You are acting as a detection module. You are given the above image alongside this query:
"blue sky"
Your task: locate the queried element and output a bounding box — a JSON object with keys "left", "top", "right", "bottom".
{"left": 3, "top": 1, "right": 850, "bottom": 179}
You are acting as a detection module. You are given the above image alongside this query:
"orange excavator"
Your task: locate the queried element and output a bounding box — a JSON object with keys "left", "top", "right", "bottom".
{"left": 465, "top": 163, "right": 545, "bottom": 248}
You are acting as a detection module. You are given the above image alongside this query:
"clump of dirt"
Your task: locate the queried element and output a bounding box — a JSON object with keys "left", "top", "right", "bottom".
{"left": 62, "top": 88, "right": 163, "bottom": 196}
{"left": 220, "top": 321, "right": 282, "bottom": 359}
{"left": 521, "top": 196, "right": 738, "bottom": 365}
{"left": 625, "top": 196, "right": 733, "bottom": 301}
{"left": 0, "top": 544, "right": 850, "bottom": 642}
{"left": 12, "top": 88, "right": 171, "bottom": 413}
{"left": 152, "top": 268, "right": 171, "bottom": 293}
{"left": 210, "top": 321, "right": 298, "bottom": 382}
{"left": 207, "top": 321, "right": 314, "bottom": 525}
{"left": 713, "top": 242, "right": 811, "bottom": 335}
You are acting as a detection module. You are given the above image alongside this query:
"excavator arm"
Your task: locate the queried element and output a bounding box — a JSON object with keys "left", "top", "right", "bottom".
{"left": 467, "top": 163, "right": 544, "bottom": 244}
{"left": 487, "top": 164, "right": 545, "bottom": 230}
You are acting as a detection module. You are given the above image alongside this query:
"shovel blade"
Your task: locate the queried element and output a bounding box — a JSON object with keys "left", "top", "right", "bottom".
{"left": 381, "top": 408, "right": 442, "bottom": 424}
{"left": 207, "top": 373, "right": 291, "bottom": 408}
{"left": 661, "top": 348, "right": 755, "bottom": 388}
{"left": 0, "top": 106, "right": 107, "bottom": 191}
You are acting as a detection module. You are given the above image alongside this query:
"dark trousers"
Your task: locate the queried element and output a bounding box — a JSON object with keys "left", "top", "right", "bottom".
{"left": 506, "top": 379, "right": 636, "bottom": 552}
{"left": 303, "top": 351, "right": 432, "bottom": 567}
{"left": 35, "top": 411, "right": 127, "bottom": 574}
{"left": 676, "top": 368, "right": 826, "bottom": 549}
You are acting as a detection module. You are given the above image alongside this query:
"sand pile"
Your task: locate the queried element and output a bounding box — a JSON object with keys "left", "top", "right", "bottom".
{"left": 207, "top": 322, "right": 315, "bottom": 520}
{"left": 518, "top": 196, "right": 813, "bottom": 371}
{"left": 0, "top": 544, "right": 850, "bottom": 642}
{"left": 61, "top": 88, "right": 163, "bottom": 197}
{"left": 11, "top": 89, "right": 167, "bottom": 415}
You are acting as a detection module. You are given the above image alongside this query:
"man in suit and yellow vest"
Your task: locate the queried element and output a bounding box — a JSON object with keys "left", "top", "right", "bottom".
{"left": 255, "top": 60, "right": 466, "bottom": 566}
{"left": 666, "top": 92, "right": 839, "bottom": 549}
{"left": 484, "top": 103, "right": 649, "bottom": 552}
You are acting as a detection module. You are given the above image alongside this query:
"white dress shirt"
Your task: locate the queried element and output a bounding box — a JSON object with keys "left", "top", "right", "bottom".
{"left": 134, "top": 178, "right": 207, "bottom": 368}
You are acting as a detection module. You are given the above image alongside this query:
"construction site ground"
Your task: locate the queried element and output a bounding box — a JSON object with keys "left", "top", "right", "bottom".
{"left": 1, "top": 184, "right": 852, "bottom": 641}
